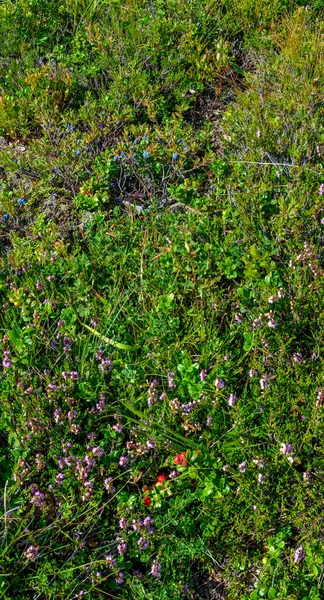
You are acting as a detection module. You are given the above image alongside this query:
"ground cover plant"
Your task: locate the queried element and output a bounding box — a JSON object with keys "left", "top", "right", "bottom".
{"left": 0, "top": 1, "right": 324, "bottom": 598}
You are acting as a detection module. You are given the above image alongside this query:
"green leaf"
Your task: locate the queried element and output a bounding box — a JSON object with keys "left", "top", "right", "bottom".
{"left": 8, "top": 325, "right": 23, "bottom": 350}
{"left": 268, "top": 589, "right": 277, "bottom": 600}
{"left": 243, "top": 332, "right": 253, "bottom": 351}
{"left": 81, "top": 323, "right": 136, "bottom": 351}
{"left": 188, "top": 466, "right": 198, "bottom": 479}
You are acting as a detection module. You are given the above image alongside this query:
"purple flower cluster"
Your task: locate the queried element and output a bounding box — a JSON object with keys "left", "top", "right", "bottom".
{"left": 47, "top": 383, "right": 61, "bottom": 394}
{"left": 115, "top": 569, "right": 124, "bottom": 584}
{"left": 104, "top": 477, "right": 116, "bottom": 494}
{"left": 214, "top": 378, "right": 225, "bottom": 391}
{"left": 119, "top": 455, "right": 129, "bottom": 467}
{"left": 117, "top": 539, "right": 127, "bottom": 555}
{"left": 150, "top": 559, "right": 161, "bottom": 578}
{"left": 280, "top": 443, "right": 294, "bottom": 463}
{"left": 61, "top": 371, "right": 79, "bottom": 381}
{"left": 292, "top": 352, "right": 303, "bottom": 363}
{"left": 252, "top": 316, "right": 262, "bottom": 329}
{"left": 168, "top": 371, "right": 176, "bottom": 389}
{"left": 68, "top": 409, "right": 77, "bottom": 423}
{"left": 137, "top": 536, "right": 149, "bottom": 549}
{"left": 82, "top": 480, "right": 94, "bottom": 502}
{"left": 27, "top": 417, "right": 45, "bottom": 433}
{"left": 92, "top": 446, "right": 104, "bottom": 458}
{"left": 2, "top": 350, "right": 11, "bottom": 369}
{"left": 148, "top": 379, "right": 160, "bottom": 406}
{"left": 181, "top": 400, "right": 198, "bottom": 414}
{"left": 266, "top": 311, "right": 277, "bottom": 328}
{"left": 54, "top": 408, "right": 64, "bottom": 424}
{"left": 25, "top": 545, "right": 39, "bottom": 562}
{"left": 29, "top": 486, "right": 45, "bottom": 508}
{"left": 96, "top": 349, "right": 113, "bottom": 373}
{"left": 95, "top": 393, "right": 106, "bottom": 412}
{"left": 133, "top": 569, "right": 143, "bottom": 578}
{"left": 294, "top": 545, "right": 305, "bottom": 564}
{"left": 228, "top": 393, "right": 237, "bottom": 407}
{"left": 259, "top": 375, "right": 270, "bottom": 392}
{"left": 143, "top": 515, "right": 155, "bottom": 534}
{"left": 63, "top": 336, "right": 71, "bottom": 354}
{"left": 105, "top": 554, "right": 116, "bottom": 568}
{"left": 169, "top": 470, "right": 180, "bottom": 479}
{"left": 316, "top": 388, "right": 324, "bottom": 408}
{"left": 169, "top": 398, "right": 181, "bottom": 411}
{"left": 280, "top": 443, "right": 293, "bottom": 455}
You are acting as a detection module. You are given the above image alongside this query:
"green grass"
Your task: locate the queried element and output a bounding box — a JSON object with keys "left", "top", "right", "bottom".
{"left": 0, "top": 1, "right": 324, "bottom": 598}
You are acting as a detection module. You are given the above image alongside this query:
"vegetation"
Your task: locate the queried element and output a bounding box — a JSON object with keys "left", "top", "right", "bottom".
{"left": 0, "top": 1, "right": 324, "bottom": 598}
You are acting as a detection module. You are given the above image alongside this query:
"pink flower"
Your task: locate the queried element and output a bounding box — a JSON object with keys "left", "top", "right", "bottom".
{"left": 280, "top": 443, "right": 293, "bottom": 455}
{"left": 228, "top": 393, "right": 237, "bottom": 407}
{"left": 150, "top": 559, "right": 161, "bottom": 578}
{"left": 119, "top": 456, "right": 129, "bottom": 467}
{"left": 294, "top": 545, "right": 305, "bottom": 564}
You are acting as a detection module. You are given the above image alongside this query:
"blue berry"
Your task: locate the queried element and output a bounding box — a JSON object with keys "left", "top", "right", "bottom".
{"left": 142, "top": 151, "right": 149, "bottom": 159}
{"left": 172, "top": 153, "right": 179, "bottom": 160}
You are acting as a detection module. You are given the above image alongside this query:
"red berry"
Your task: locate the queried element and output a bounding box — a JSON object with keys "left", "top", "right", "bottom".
{"left": 174, "top": 454, "right": 182, "bottom": 465}
{"left": 144, "top": 496, "right": 151, "bottom": 507}
{"left": 178, "top": 451, "right": 187, "bottom": 466}
{"left": 156, "top": 474, "right": 167, "bottom": 484}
